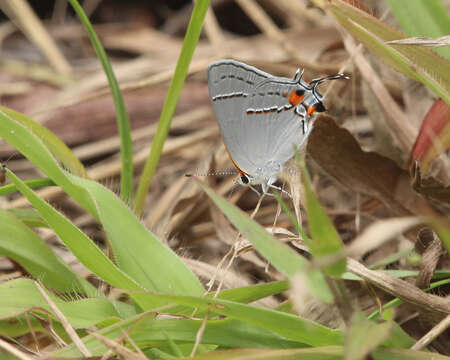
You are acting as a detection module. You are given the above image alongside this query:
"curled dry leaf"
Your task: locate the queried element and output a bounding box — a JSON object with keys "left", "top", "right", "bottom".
{"left": 307, "top": 115, "right": 434, "bottom": 216}
{"left": 415, "top": 228, "right": 443, "bottom": 289}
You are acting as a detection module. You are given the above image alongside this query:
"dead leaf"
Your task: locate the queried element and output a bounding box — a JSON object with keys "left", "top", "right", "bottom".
{"left": 307, "top": 115, "right": 434, "bottom": 215}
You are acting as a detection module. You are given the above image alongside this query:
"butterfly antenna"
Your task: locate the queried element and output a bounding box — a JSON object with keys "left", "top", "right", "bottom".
{"left": 310, "top": 73, "right": 349, "bottom": 96}
{"left": 293, "top": 68, "right": 304, "bottom": 82}
{"left": 185, "top": 170, "right": 238, "bottom": 177}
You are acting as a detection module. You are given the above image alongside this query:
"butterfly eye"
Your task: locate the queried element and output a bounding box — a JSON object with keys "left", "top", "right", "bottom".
{"left": 315, "top": 102, "right": 326, "bottom": 112}
{"left": 240, "top": 174, "right": 249, "bottom": 184}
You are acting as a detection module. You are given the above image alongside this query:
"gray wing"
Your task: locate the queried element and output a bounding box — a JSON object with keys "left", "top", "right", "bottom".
{"left": 208, "top": 60, "right": 309, "bottom": 176}
{"left": 208, "top": 60, "right": 271, "bottom": 174}
{"left": 240, "top": 78, "right": 309, "bottom": 170}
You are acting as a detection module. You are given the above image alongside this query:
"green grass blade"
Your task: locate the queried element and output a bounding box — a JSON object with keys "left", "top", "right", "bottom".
{"left": 385, "top": 0, "right": 450, "bottom": 59}
{"left": 0, "top": 108, "right": 98, "bottom": 217}
{"left": 68, "top": 0, "right": 133, "bottom": 203}
{"left": 5, "top": 169, "right": 143, "bottom": 294}
{"left": 345, "top": 311, "right": 393, "bottom": 360}
{"left": 127, "top": 293, "right": 344, "bottom": 347}
{"left": 301, "top": 166, "right": 346, "bottom": 277}
{"left": 0, "top": 106, "right": 86, "bottom": 177}
{"left": 7, "top": 208, "right": 48, "bottom": 227}
{"left": 0, "top": 279, "right": 136, "bottom": 331}
{"left": 53, "top": 315, "right": 307, "bottom": 358}
{"left": 326, "top": 0, "right": 450, "bottom": 105}
{"left": 134, "top": 0, "right": 210, "bottom": 216}
{"left": 197, "top": 180, "right": 333, "bottom": 302}
{"left": 67, "top": 174, "right": 204, "bottom": 301}
{"left": 0, "top": 177, "right": 55, "bottom": 195}
{"left": 0, "top": 209, "right": 94, "bottom": 294}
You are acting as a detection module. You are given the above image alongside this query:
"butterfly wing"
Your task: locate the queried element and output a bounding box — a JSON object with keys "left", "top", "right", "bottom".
{"left": 208, "top": 60, "right": 271, "bottom": 174}
{"left": 208, "top": 60, "right": 311, "bottom": 178}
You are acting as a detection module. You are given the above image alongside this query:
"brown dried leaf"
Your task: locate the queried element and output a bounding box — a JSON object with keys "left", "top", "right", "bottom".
{"left": 307, "top": 115, "right": 433, "bottom": 215}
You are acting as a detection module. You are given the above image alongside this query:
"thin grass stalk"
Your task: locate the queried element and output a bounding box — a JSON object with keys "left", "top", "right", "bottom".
{"left": 68, "top": 0, "right": 133, "bottom": 203}
{"left": 134, "top": 0, "right": 210, "bottom": 216}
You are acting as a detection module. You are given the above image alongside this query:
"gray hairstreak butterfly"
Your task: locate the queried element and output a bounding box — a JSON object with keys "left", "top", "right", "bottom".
{"left": 206, "top": 59, "right": 348, "bottom": 195}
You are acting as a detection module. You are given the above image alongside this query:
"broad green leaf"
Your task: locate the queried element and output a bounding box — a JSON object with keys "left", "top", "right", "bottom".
{"left": 344, "top": 311, "right": 392, "bottom": 360}
{"left": 197, "top": 180, "right": 333, "bottom": 302}
{"left": 135, "top": 0, "right": 210, "bottom": 215}
{"left": 67, "top": 174, "right": 204, "bottom": 302}
{"left": 0, "top": 279, "right": 136, "bottom": 331}
{"left": 68, "top": 0, "right": 133, "bottom": 202}
{"left": 5, "top": 169, "right": 144, "bottom": 296}
{"left": 0, "top": 106, "right": 86, "bottom": 177}
{"left": 126, "top": 293, "right": 344, "bottom": 347}
{"left": 54, "top": 314, "right": 308, "bottom": 358}
{"left": 324, "top": 0, "right": 450, "bottom": 105}
{"left": 302, "top": 169, "right": 346, "bottom": 276}
{"left": 0, "top": 208, "right": 94, "bottom": 294}
{"left": 385, "top": 0, "right": 450, "bottom": 59}
{"left": 0, "top": 108, "right": 98, "bottom": 217}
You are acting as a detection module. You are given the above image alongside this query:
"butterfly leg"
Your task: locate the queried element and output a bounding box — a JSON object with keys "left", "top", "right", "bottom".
{"left": 249, "top": 185, "right": 262, "bottom": 197}
{"left": 268, "top": 184, "right": 292, "bottom": 198}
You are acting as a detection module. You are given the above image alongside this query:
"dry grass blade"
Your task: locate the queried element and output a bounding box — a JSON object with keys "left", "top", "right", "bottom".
{"left": 235, "top": 0, "right": 338, "bottom": 72}
{"left": 411, "top": 313, "right": 450, "bottom": 350}
{"left": 347, "top": 259, "right": 450, "bottom": 318}
{"left": 34, "top": 281, "right": 91, "bottom": 357}
{"left": 346, "top": 217, "right": 423, "bottom": 259}
{"left": 0, "top": 0, "right": 71, "bottom": 75}
{"left": 338, "top": 24, "right": 417, "bottom": 152}
{"left": 386, "top": 35, "right": 450, "bottom": 47}
{"left": 0, "top": 338, "right": 35, "bottom": 360}
{"left": 90, "top": 331, "right": 147, "bottom": 360}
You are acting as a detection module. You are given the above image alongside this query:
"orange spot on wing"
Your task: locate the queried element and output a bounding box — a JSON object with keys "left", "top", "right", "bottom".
{"left": 307, "top": 106, "right": 316, "bottom": 116}
{"left": 287, "top": 91, "right": 304, "bottom": 106}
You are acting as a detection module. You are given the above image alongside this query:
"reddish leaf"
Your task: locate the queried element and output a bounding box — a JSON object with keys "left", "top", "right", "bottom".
{"left": 410, "top": 98, "right": 450, "bottom": 173}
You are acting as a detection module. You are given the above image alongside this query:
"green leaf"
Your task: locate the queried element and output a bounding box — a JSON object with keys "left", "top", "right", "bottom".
{"left": 197, "top": 180, "right": 333, "bottom": 302}
{"left": 127, "top": 293, "right": 344, "bottom": 347}
{"left": 134, "top": 0, "right": 210, "bottom": 215}
{"left": 67, "top": 174, "right": 204, "bottom": 303}
{"left": 0, "top": 177, "right": 55, "bottom": 196}
{"left": 326, "top": 0, "right": 450, "bottom": 105}
{"left": 0, "top": 108, "right": 98, "bottom": 217}
{"left": 54, "top": 314, "right": 308, "bottom": 358}
{"left": 344, "top": 311, "right": 392, "bottom": 360}
{"left": 385, "top": 0, "right": 450, "bottom": 59}
{"left": 6, "top": 208, "right": 48, "bottom": 227}
{"left": 0, "top": 208, "right": 94, "bottom": 294}
{"left": 5, "top": 169, "right": 144, "bottom": 296}
{"left": 181, "top": 347, "right": 345, "bottom": 360}
{"left": 68, "top": 0, "right": 133, "bottom": 203}
{"left": 0, "top": 279, "right": 136, "bottom": 329}
{"left": 0, "top": 106, "right": 86, "bottom": 177}
{"left": 301, "top": 168, "right": 346, "bottom": 276}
